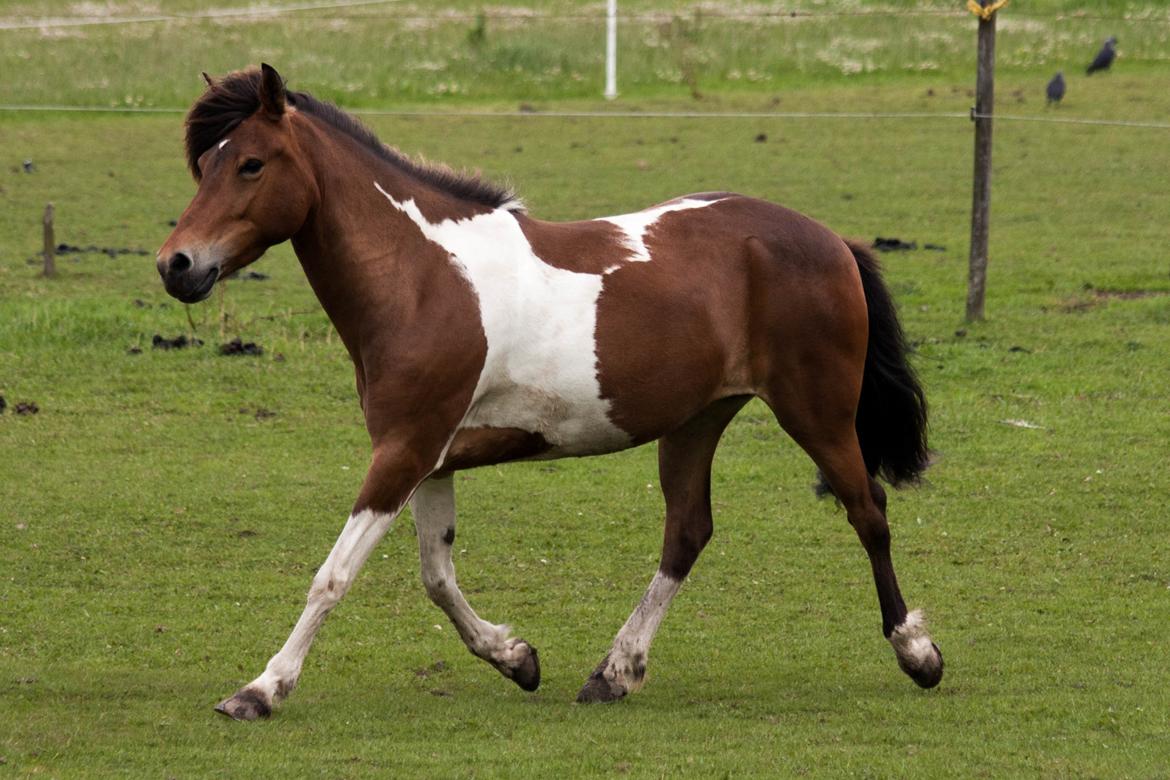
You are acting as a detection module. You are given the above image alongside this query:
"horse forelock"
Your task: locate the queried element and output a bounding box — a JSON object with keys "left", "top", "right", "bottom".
{"left": 185, "top": 67, "right": 522, "bottom": 212}
{"left": 185, "top": 68, "right": 266, "bottom": 179}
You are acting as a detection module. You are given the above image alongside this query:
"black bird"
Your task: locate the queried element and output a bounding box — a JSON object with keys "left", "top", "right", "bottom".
{"left": 1046, "top": 71, "right": 1066, "bottom": 105}
{"left": 1086, "top": 36, "right": 1117, "bottom": 75}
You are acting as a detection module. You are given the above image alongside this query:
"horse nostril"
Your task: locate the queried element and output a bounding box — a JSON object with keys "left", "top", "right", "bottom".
{"left": 170, "top": 252, "right": 193, "bottom": 274}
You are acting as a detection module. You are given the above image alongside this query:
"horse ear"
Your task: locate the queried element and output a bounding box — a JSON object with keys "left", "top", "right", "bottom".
{"left": 259, "top": 63, "right": 286, "bottom": 119}
{"left": 201, "top": 71, "right": 215, "bottom": 88}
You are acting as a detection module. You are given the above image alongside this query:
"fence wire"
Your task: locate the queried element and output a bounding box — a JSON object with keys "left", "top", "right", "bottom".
{"left": 1, "top": 103, "right": 1167, "bottom": 130}
{"left": 2, "top": 3, "right": 1164, "bottom": 130}
{"left": 2, "top": 4, "right": 1168, "bottom": 30}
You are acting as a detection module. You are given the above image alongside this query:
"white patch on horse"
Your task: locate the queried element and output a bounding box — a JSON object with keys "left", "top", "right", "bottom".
{"left": 246, "top": 506, "right": 400, "bottom": 706}
{"left": 374, "top": 182, "right": 629, "bottom": 455}
{"left": 411, "top": 476, "right": 533, "bottom": 676}
{"left": 218, "top": 138, "right": 231, "bottom": 151}
{"left": 889, "top": 609, "right": 936, "bottom": 668}
{"left": 596, "top": 198, "right": 725, "bottom": 268}
{"left": 601, "top": 571, "right": 682, "bottom": 692}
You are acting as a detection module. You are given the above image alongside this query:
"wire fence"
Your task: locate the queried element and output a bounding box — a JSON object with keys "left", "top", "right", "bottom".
{"left": 2, "top": 2, "right": 1169, "bottom": 29}
{"left": 0, "top": 0, "right": 401, "bottom": 29}
{"left": 1, "top": 2, "right": 1163, "bottom": 130}
{"left": 1, "top": 104, "right": 1168, "bottom": 130}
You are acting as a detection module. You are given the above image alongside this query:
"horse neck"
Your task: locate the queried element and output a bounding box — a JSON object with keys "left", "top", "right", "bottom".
{"left": 287, "top": 114, "right": 477, "bottom": 357}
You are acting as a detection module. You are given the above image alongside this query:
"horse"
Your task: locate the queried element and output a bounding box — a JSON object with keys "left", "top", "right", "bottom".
{"left": 157, "top": 64, "right": 943, "bottom": 720}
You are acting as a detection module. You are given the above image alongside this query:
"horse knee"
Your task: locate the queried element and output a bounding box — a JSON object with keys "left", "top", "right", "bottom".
{"left": 308, "top": 569, "right": 345, "bottom": 609}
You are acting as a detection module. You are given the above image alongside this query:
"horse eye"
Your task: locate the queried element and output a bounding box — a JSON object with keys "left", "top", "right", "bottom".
{"left": 239, "top": 158, "right": 264, "bottom": 176}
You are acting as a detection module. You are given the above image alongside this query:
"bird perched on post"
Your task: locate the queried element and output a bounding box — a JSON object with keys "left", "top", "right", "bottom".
{"left": 1086, "top": 36, "right": 1117, "bottom": 75}
{"left": 1046, "top": 72, "right": 1066, "bottom": 105}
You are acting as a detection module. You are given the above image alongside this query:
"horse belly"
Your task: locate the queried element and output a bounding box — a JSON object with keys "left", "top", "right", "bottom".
{"left": 459, "top": 374, "right": 631, "bottom": 458}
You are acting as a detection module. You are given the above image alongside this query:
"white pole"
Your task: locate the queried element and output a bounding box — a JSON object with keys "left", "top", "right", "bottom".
{"left": 604, "top": 0, "right": 618, "bottom": 100}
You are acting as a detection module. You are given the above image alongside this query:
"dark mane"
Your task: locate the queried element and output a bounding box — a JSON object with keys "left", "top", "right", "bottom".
{"left": 185, "top": 68, "right": 521, "bottom": 211}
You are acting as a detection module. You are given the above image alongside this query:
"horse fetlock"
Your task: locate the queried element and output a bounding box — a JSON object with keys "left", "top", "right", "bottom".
{"left": 889, "top": 610, "right": 944, "bottom": 689}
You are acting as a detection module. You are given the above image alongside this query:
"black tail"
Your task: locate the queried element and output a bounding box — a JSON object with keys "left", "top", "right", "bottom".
{"left": 819, "top": 241, "right": 930, "bottom": 496}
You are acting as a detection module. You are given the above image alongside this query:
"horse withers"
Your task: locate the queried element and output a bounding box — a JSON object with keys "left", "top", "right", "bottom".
{"left": 157, "top": 64, "right": 943, "bottom": 720}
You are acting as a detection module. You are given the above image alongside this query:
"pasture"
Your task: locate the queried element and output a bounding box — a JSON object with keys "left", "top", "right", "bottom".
{"left": 3, "top": 1, "right": 1170, "bottom": 776}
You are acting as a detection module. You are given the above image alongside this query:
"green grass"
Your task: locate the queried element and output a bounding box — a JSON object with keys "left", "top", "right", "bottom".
{"left": 4, "top": 2, "right": 1170, "bottom": 778}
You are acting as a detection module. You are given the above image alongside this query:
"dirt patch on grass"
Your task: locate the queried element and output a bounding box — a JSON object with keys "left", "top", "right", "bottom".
{"left": 220, "top": 338, "right": 263, "bottom": 356}
{"left": 152, "top": 334, "right": 202, "bottom": 350}
{"left": 872, "top": 237, "right": 947, "bottom": 253}
{"left": 55, "top": 243, "right": 150, "bottom": 258}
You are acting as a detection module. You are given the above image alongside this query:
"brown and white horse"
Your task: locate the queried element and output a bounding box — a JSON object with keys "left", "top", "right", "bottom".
{"left": 157, "top": 65, "right": 943, "bottom": 720}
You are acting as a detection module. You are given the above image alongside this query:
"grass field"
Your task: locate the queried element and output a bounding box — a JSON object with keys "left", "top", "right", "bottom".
{"left": 3, "top": 1, "right": 1170, "bottom": 777}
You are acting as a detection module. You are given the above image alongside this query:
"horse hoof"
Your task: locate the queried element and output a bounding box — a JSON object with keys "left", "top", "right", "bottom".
{"left": 214, "top": 687, "right": 271, "bottom": 720}
{"left": 575, "top": 662, "right": 627, "bottom": 704}
{"left": 900, "top": 642, "right": 944, "bottom": 689}
{"left": 490, "top": 638, "right": 541, "bottom": 692}
{"left": 509, "top": 640, "right": 541, "bottom": 692}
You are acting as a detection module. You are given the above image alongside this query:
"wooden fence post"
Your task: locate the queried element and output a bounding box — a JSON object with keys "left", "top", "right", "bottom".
{"left": 42, "top": 203, "right": 56, "bottom": 278}
{"left": 966, "top": 1, "right": 998, "bottom": 322}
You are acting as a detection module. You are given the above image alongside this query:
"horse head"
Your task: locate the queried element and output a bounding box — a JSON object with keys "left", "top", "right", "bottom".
{"left": 156, "top": 64, "right": 317, "bottom": 302}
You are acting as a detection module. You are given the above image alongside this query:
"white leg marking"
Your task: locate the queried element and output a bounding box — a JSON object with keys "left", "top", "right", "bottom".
{"left": 889, "top": 609, "right": 936, "bottom": 669}
{"left": 601, "top": 571, "right": 682, "bottom": 692}
{"left": 246, "top": 507, "right": 400, "bottom": 703}
{"left": 411, "top": 476, "right": 531, "bottom": 673}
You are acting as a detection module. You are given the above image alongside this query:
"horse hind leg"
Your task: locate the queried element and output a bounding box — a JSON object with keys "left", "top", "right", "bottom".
{"left": 410, "top": 474, "right": 540, "bottom": 691}
{"left": 577, "top": 396, "right": 749, "bottom": 703}
{"left": 765, "top": 368, "right": 943, "bottom": 688}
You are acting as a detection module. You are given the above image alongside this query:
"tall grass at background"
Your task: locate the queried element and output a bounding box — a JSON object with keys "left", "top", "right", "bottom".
{"left": 0, "top": 0, "right": 1167, "bottom": 106}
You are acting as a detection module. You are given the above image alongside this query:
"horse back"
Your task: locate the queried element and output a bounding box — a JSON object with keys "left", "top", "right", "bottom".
{"left": 442, "top": 194, "right": 862, "bottom": 469}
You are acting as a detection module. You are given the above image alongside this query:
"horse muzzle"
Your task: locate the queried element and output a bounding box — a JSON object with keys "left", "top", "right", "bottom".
{"left": 157, "top": 250, "right": 220, "bottom": 303}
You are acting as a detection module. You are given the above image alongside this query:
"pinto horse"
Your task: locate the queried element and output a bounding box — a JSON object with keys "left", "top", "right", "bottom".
{"left": 157, "top": 65, "right": 943, "bottom": 720}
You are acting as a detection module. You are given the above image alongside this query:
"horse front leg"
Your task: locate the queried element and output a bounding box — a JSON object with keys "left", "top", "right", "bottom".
{"left": 215, "top": 442, "right": 437, "bottom": 720}
{"left": 410, "top": 474, "right": 540, "bottom": 690}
